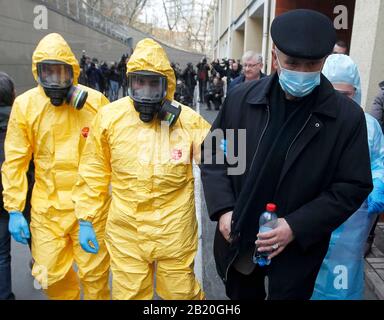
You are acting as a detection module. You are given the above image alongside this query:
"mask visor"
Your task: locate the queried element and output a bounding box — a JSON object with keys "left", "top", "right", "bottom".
{"left": 128, "top": 71, "right": 167, "bottom": 104}
{"left": 37, "top": 61, "right": 73, "bottom": 89}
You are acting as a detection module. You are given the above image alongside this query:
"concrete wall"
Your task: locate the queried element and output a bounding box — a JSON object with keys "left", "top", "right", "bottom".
{"left": 233, "top": 0, "right": 246, "bottom": 19}
{"left": 350, "top": 0, "right": 384, "bottom": 110}
{"left": 220, "top": 0, "right": 230, "bottom": 36}
{"left": 219, "top": 31, "right": 229, "bottom": 59}
{"left": 231, "top": 30, "right": 245, "bottom": 60}
{"left": 244, "top": 16, "right": 263, "bottom": 53}
{"left": 0, "top": 0, "right": 203, "bottom": 94}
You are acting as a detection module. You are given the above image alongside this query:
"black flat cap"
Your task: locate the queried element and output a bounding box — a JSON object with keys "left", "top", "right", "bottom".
{"left": 271, "top": 9, "right": 336, "bottom": 60}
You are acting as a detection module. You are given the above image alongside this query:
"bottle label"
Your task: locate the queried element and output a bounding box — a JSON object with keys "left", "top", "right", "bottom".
{"left": 259, "top": 226, "right": 273, "bottom": 233}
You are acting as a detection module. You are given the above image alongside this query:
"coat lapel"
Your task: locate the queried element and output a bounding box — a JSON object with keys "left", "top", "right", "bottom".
{"left": 276, "top": 114, "right": 323, "bottom": 192}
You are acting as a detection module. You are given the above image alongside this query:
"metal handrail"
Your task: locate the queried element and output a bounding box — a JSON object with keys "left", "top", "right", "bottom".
{"left": 34, "top": 0, "right": 133, "bottom": 46}
{"left": 31, "top": 0, "right": 204, "bottom": 54}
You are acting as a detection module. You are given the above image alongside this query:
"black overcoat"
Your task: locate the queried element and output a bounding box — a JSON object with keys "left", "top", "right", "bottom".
{"left": 200, "top": 74, "right": 373, "bottom": 299}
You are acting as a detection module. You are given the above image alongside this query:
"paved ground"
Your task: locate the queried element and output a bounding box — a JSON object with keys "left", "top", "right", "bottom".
{"left": 11, "top": 240, "right": 46, "bottom": 300}
{"left": 365, "top": 222, "right": 384, "bottom": 300}
{"left": 198, "top": 105, "right": 228, "bottom": 300}
{"left": 373, "top": 221, "right": 384, "bottom": 253}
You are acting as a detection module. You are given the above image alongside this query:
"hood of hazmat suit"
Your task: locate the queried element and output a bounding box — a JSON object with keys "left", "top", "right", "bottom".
{"left": 73, "top": 38, "right": 210, "bottom": 300}
{"left": 321, "top": 53, "right": 362, "bottom": 105}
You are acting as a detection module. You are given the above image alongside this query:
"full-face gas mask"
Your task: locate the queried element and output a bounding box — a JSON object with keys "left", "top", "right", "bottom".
{"left": 128, "top": 71, "right": 181, "bottom": 126}
{"left": 37, "top": 60, "right": 88, "bottom": 109}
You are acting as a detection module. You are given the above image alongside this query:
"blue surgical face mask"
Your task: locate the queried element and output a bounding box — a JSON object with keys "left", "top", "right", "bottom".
{"left": 276, "top": 53, "right": 322, "bottom": 98}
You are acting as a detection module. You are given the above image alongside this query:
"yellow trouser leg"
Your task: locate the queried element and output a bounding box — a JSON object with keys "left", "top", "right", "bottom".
{"left": 156, "top": 255, "right": 205, "bottom": 300}
{"left": 110, "top": 258, "right": 154, "bottom": 300}
{"left": 105, "top": 236, "right": 154, "bottom": 300}
{"left": 72, "top": 219, "right": 111, "bottom": 300}
{"left": 31, "top": 209, "right": 80, "bottom": 300}
{"left": 44, "top": 267, "right": 80, "bottom": 300}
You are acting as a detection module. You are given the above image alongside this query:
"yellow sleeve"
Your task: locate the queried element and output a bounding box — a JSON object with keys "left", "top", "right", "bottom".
{"left": 1, "top": 99, "right": 33, "bottom": 212}
{"left": 73, "top": 110, "right": 111, "bottom": 222}
{"left": 100, "top": 94, "right": 110, "bottom": 107}
{"left": 192, "top": 114, "right": 211, "bottom": 164}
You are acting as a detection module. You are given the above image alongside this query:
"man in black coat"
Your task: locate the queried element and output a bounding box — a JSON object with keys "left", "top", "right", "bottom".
{"left": 0, "top": 72, "right": 34, "bottom": 300}
{"left": 182, "top": 63, "right": 197, "bottom": 105}
{"left": 369, "top": 80, "right": 384, "bottom": 132}
{"left": 200, "top": 9, "right": 373, "bottom": 300}
{"left": 228, "top": 52, "right": 266, "bottom": 92}
{"left": 197, "top": 58, "right": 210, "bottom": 103}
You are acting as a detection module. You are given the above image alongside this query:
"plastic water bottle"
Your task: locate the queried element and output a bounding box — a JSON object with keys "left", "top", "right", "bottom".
{"left": 253, "top": 203, "right": 278, "bottom": 267}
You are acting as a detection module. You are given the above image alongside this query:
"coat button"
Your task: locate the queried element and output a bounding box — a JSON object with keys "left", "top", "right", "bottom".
{"left": 315, "top": 123, "right": 320, "bottom": 128}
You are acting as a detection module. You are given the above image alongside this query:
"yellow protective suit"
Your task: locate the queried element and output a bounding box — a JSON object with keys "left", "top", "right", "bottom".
{"left": 1, "top": 33, "right": 111, "bottom": 300}
{"left": 73, "top": 38, "right": 210, "bottom": 300}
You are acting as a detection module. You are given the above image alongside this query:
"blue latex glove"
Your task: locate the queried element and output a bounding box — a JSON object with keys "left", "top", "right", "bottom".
{"left": 368, "top": 179, "right": 384, "bottom": 214}
{"left": 8, "top": 211, "right": 30, "bottom": 245}
{"left": 79, "top": 220, "right": 99, "bottom": 254}
{"left": 220, "top": 139, "right": 227, "bottom": 156}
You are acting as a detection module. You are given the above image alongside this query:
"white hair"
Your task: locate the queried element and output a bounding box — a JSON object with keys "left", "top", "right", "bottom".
{"left": 242, "top": 51, "right": 263, "bottom": 64}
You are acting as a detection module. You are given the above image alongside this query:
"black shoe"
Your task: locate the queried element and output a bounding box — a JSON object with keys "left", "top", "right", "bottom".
{"left": 29, "top": 258, "right": 35, "bottom": 271}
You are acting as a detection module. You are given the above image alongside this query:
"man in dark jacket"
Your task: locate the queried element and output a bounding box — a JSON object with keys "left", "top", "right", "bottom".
{"left": 226, "top": 62, "right": 241, "bottom": 88}
{"left": 200, "top": 9, "right": 373, "bottom": 300}
{"left": 109, "top": 63, "right": 121, "bottom": 102}
{"left": 205, "top": 76, "right": 224, "bottom": 110}
{"left": 100, "top": 62, "right": 110, "bottom": 98}
{"left": 117, "top": 54, "right": 128, "bottom": 97}
{"left": 0, "top": 72, "right": 15, "bottom": 300}
{"left": 228, "top": 51, "right": 266, "bottom": 92}
{"left": 211, "top": 59, "right": 227, "bottom": 79}
{"left": 369, "top": 80, "right": 384, "bottom": 132}
{"left": 182, "top": 63, "right": 197, "bottom": 105}
{"left": 197, "top": 58, "right": 210, "bottom": 103}
{"left": 86, "top": 61, "right": 104, "bottom": 92}
{"left": 0, "top": 72, "right": 34, "bottom": 300}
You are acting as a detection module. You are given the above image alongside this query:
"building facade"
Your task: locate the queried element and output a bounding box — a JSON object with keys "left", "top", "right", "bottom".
{"left": 212, "top": 0, "right": 384, "bottom": 109}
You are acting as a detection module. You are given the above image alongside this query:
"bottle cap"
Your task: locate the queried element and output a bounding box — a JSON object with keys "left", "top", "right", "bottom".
{"left": 266, "top": 203, "right": 277, "bottom": 212}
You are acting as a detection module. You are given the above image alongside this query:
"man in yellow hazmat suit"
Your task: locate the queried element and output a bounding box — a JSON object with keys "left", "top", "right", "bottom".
{"left": 1, "top": 33, "right": 110, "bottom": 300}
{"left": 73, "top": 38, "right": 211, "bottom": 300}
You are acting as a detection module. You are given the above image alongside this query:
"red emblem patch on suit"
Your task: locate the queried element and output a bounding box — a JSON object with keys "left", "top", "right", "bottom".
{"left": 81, "top": 127, "right": 89, "bottom": 138}
{"left": 171, "top": 149, "right": 182, "bottom": 160}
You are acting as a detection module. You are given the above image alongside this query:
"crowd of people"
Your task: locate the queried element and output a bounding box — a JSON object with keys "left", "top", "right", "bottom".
{"left": 77, "top": 48, "right": 267, "bottom": 113}
{"left": 0, "top": 8, "right": 384, "bottom": 302}
{"left": 171, "top": 51, "right": 264, "bottom": 111}
{"left": 78, "top": 52, "right": 130, "bottom": 102}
